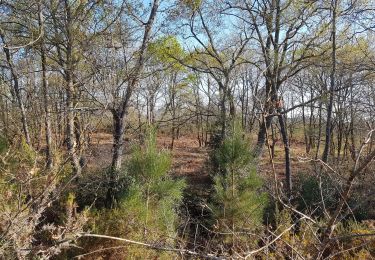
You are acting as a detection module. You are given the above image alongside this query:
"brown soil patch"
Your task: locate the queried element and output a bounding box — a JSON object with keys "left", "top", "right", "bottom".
{"left": 257, "top": 142, "right": 314, "bottom": 180}
{"left": 157, "top": 136, "right": 210, "bottom": 185}
{"left": 86, "top": 132, "right": 312, "bottom": 183}
{"left": 85, "top": 133, "right": 211, "bottom": 189}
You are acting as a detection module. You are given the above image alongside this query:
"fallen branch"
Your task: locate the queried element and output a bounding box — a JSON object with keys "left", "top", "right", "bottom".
{"left": 77, "top": 233, "right": 224, "bottom": 260}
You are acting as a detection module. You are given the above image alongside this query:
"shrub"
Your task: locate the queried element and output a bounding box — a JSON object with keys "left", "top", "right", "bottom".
{"left": 0, "top": 136, "right": 7, "bottom": 154}
{"left": 296, "top": 172, "right": 373, "bottom": 221}
{"left": 74, "top": 167, "right": 132, "bottom": 210}
{"left": 83, "top": 129, "right": 186, "bottom": 258}
{"left": 296, "top": 173, "right": 338, "bottom": 217}
{"left": 328, "top": 220, "right": 375, "bottom": 259}
{"left": 0, "top": 136, "right": 86, "bottom": 259}
{"left": 210, "top": 122, "right": 268, "bottom": 251}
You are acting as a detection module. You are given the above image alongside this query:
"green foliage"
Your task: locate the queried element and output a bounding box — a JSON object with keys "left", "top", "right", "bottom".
{"left": 126, "top": 128, "right": 186, "bottom": 233}
{"left": 334, "top": 220, "right": 375, "bottom": 258}
{"left": 0, "top": 136, "right": 87, "bottom": 259}
{"left": 267, "top": 209, "right": 321, "bottom": 257}
{"left": 86, "top": 129, "right": 186, "bottom": 258}
{"left": 0, "top": 136, "right": 7, "bottom": 154}
{"left": 347, "top": 193, "right": 371, "bottom": 221}
{"left": 17, "top": 138, "right": 36, "bottom": 167}
{"left": 210, "top": 122, "right": 268, "bottom": 247}
{"left": 0, "top": 137, "right": 35, "bottom": 213}
{"left": 148, "top": 35, "right": 186, "bottom": 71}
{"left": 181, "top": 0, "right": 202, "bottom": 11}
{"left": 296, "top": 173, "right": 338, "bottom": 216}
{"left": 74, "top": 167, "right": 132, "bottom": 209}
{"left": 214, "top": 129, "right": 252, "bottom": 171}
{"left": 269, "top": 210, "right": 375, "bottom": 259}
{"left": 128, "top": 129, "right": 171, "bottom": 182}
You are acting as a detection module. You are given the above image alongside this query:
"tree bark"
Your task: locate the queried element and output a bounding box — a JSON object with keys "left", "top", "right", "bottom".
{"left": 66, "top": 78, "right": 81, "bottom": 176}
{"left": 64, "top": 0, "right": 81, "bottom": 176}
{"left": 219, "top": 82, "right": 227, "bottom": 140}
{"left": 0, "top": 33, "right": 31, "bottom": 145}
{"left": 301, "top": 91, "right": 310, "bottom": 153}
{"left": 322, "top": 0, "right": 337, "bottom": 163}
{"left": 277, "top": 110, "right": 292, "bottom": 198}
{"left": 38, "top": 6, "right": 53, "bottom": 169}
{"left": 111, "top": 109, "right": 125, "bottom": 171}
{"left": 254, "top": 90, "right": 273, "bottom": 158}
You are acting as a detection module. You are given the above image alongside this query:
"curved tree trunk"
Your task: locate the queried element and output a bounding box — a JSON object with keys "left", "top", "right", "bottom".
{"left": 1, "top": 33, "right": 31, "bottom": 145}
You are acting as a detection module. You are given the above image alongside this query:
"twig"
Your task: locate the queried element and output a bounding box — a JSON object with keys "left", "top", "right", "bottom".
{"left": 78, "top": 233, "right": 224, "bottom": 259}
{"left": 244, "top": 217, "right": 306, "bottom": 259}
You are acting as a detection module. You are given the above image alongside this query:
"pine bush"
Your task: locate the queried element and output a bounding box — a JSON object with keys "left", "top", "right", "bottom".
{"left": 86, "top": 129, "right": 186, "bottom": 258}
{"left": 210, "top": 122, "right": 268, "bottom": 250}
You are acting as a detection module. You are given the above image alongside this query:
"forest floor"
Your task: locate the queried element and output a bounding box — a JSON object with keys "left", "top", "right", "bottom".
{"left": 85, "top": 132, "right": 312, "bottom": 202}
{"left": 86, "top": 133, "right": 213, "bottom": 248}
{"left": 82, "top": 131, "right": 336, "bottom": 254}
{"left": 85, "top": 132, "right": 312, "bottom": 249}
{"left": 86, "top": 133, "right": 310, "bottom": 180}
{"left": 157, "top": 135, "right": 211, "bottom": 194}
{"left": 86, "top": 133, "right": 211, "bottom": 188}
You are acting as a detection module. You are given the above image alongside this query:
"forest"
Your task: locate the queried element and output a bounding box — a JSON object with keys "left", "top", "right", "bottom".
{"left": 0, "top": 0, "right": 375, "bottom": 259}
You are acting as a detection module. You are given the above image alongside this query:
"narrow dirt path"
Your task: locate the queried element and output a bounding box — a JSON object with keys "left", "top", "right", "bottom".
{"left": 162, "top": 136, "right": 211, "bottom": 192}
{"left": 158, "top": 136, "right": 214, "bottom": 251}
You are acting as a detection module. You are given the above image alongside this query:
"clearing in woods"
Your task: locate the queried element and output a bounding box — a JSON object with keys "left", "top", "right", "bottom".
{"left": 86, "top": 133, "right": 310, "bottom": 201}
{"left": 86, "top": 133, "right": 213, "bottom": 248}
{"left": 86, "top": 133, "right": 308, "bottom": 186}
{"left": 85, "top": 133, "right": 310, "bottom": 249}
{"left": 86, "top": 133, "right": 211, "bottom": 190}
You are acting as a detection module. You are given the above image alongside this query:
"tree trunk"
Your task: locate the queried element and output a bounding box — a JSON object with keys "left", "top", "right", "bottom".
{"left": 301, "top": 92, "right": 309, "bottom": 154}
{"left": 309, "top": 86, "right": 315, "bottom": 150}
{"left": 111, "top": 110, "right": 125, "bottom": 171}
{"left": 205, "top": 77, "right": 211, "bottom": 146}
{"left": 39, "top": 7, "right": 53, "bottom": 169}
{"left": 170, "top": 75, "right": 176, "bottom": 149}
{"left": 0, "top": 94, "right": 8, "bottom": 139}
{"left": 228, "top": 90, "right": 236, "bottom": 119}
{"left": 106, "top": 109, "right": 125, "bottom": 207}
{"left": 322, "top": 0, "right": 337, "bottom": 163}
{"left": 66, "top": 79, "right": 81, "bottom": 176}
{"left": 1, "top": 34, "right": 31, "bottom": 145}
{"left": 254, "top": 105, "right": 273, "bottom": 158}
{"left": 270, "top": 122, "right": 276, "bottom": 160}
{"left": 106, "top": 0, "right": 159, "bottom": 207}
{"left": 64, "top": 0, "right": 81, "bottom": 176}
{"left": 277, "top": 107, "right": 292, "bottom": 199}
{"left": 315, "top": 96, "right": 323, "bottom": 159}
{"left": 219, "top": 83, "right": 227, "bottom": 140}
